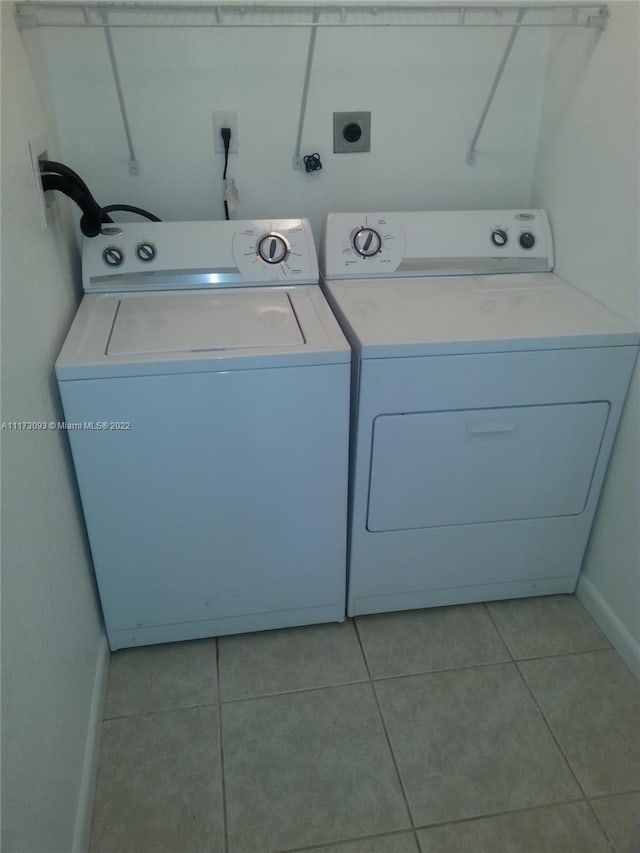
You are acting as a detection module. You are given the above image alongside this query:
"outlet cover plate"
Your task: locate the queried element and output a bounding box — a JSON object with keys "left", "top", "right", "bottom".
{"left": 333, "top": 111, "right": 371, "bottom": 154}
{"left": 213, "top": 111, "right": 239, "bottom": 153}
{"left": 28, "top": 136, "right": 56, "bottom": 229}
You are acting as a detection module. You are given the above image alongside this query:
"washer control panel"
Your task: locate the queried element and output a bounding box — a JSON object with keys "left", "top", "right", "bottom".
{"left": 321, "top": 210, "right": 553, "bottom": 280}
{"left": 83, "top": 219, "right": 318, "bottom": 292}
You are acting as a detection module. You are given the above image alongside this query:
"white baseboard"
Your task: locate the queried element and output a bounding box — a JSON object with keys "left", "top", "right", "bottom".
{"left": 577, "top": 574, "right": 640, "bottom": 680}
{"left": 72, "top": 635, "right": 110, "bottom": 853}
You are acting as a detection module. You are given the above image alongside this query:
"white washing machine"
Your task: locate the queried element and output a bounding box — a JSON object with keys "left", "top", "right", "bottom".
{"left": 320, "top": 209, "right": 639, "bottom": 617}
{"left": 57, "top": 219, "right": 350, "bottom": 649}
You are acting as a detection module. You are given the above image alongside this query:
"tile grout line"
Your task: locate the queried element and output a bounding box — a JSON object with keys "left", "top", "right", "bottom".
{"left": 482, "top": 602, "right": 514, "bottom": 659}
{"left": 101, "top": 658, "right": 519, "bottom": 722}
{"left": 214, "top": 643, "right": 613, "bottom": 707}
{"left": 277, "top": 827, "right": 421, "bottom": 853}
{"left": 102, "top": 643, "right": 616, "bottom": 722}
{"left": 586, "top": 788, "right": 640, "bottom": 853}
{"left": 413, "top": 793, "right": 593, "bottom": 831}
{"left": 272, "top": 786, "right": 640, "bottom": 853}
{"left": 368, "top": 658, "right": 517, "bottom": 683}
{"left": 490, "top": 644, "right": 612, "bottom": 664}
{"left": 219, "top": 677, "right": 371, "bottom": 706}
{"left": 513, "top": 656, "right": 618, "bottom": 853}
{"left": 482, "top": 604, "right": 616, "bottom": 852}
{"left": 215, "top": 638, "right": 230, "bottom": 853}
{"left": 102, "top": 700, "right": 220, "bottom": 721}
{"left": 587, "top": 802, "right": 618, "bottom": 852}
{"left": 483, "top": 603, "right": 585, "bottom": 789}
{"left": 214, "top": 656, "right": 569, "bottom": 709}
{"left": 589, "top": 788, "right": 640, "bottom": 800}
{"left": 480, "top": 602, "right": 611, "bottom": 661}
{"left": 352, "top": 618, "right": 422, "bottom": 853}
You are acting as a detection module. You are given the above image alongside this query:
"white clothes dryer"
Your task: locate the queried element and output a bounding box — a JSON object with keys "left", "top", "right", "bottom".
{"left": 57, "top": 219, "right": 350, "bottom": 649}
{"left": 320, "top": 210, "right": 639, "bottom": 617}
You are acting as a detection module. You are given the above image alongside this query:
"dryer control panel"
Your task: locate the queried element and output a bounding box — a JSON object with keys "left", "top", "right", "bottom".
{"left": 83, "top": 219, "right": 319, "bottom": 293}
{"left": 321, "top": 209, "right": 554, "bottom": 279}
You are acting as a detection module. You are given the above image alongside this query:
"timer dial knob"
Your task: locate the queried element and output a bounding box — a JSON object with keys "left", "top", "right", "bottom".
{"left": 491, "top": 229, "right": 508, "bottom": 247}
{"left": 136, "top": 241, "right": 157, "bottom": 263}
{"left": 102, "top": 246, "right": 124, "bottom": 267}
{"left": 353, "top": 227, "right": 382, "bottom": 258}
{"left": 519, "top": 231, "right": 536, "bottom": 250}
{"left": 257, "top": 232, "right": 290, "bottom": 265}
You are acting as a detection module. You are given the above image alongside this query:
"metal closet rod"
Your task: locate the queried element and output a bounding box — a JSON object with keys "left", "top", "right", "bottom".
{"left": 15, "top": 2, "right": 611, "bottom": 29}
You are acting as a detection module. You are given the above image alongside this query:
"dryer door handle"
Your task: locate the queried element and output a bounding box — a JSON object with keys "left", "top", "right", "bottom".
{"left": 467, "top": 419, "right": 519, "bottom": 438}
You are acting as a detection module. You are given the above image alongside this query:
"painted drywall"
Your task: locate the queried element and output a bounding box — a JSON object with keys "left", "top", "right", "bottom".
{"left": 532, "top": 0, "right": 640, "bottom": 676}
{"left": 1, "top": 4, "right": 107, "bottom": 851}
{"left": 31, "top": 11, "right": 552, "bottom": 237}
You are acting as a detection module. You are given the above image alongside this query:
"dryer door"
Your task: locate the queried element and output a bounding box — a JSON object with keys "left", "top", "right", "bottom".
{"left": 366, "top": 402, "right": 610, "bottom": 532}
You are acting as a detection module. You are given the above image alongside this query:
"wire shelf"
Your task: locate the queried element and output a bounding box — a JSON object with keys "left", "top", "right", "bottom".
{"left": 15, "top": 2, "right": 610, "bottom": 30}
{"left": 15, "top": 1, "right": 609, "bottom": 175}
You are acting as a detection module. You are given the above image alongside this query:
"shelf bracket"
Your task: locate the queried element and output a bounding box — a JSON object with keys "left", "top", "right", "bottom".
{"left": 587, "top": 5, "right": 610, "bottom": 28}
{"left": 101, "top": 9, "right": 140, "bottom": 175}
{"left": 293, "top": 8, "right": 320, "bottom": 170}
{"left": 466, "top": 6, "right": 526, "bottom": 165}
{"left": 14, "top": 5, "right": 38, "bottom": 29}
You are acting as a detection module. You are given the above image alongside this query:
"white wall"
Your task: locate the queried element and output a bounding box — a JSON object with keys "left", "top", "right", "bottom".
{"left": 532, "top": 0, "right": 640, "bottom": 677}
{"left": 33, "top": 12, "right": 551, "bottom": 236}
{"left": 1, "top": 5, "right": 107, "bottom": 851}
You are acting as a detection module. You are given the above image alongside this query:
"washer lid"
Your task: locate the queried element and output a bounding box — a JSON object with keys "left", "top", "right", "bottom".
{"left": 56, "top": 285, "right": 350, "bottom": 380}
{"left": 108, "top": 290, "right": 303, "bottom": 355}
{"left": 325, "top": 272, "right": 640, "bottom": 357}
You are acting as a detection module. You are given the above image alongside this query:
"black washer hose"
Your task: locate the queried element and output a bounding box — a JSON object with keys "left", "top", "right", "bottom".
{"left": 39, "top": 172, "right": 104, "bottom": 237}
{"left": 40, "top": 160, "right": 103, "bottom": 206}
{"left": 102, "top": 204, "right": 161, "bottom": 222}
{"left": 39, "top": 160, "right": 161, "bottom": 237}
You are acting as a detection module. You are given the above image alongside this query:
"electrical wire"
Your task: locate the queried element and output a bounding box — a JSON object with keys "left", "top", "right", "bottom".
{"left": 220, "top": 127, "right": 231, "bottom": 221}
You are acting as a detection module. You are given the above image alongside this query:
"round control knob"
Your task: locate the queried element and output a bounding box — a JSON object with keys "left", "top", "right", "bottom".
{"left": 352, "top": 227, "right": 382, "bottom": 258}
{"left": 102, "top": 246, "right": 124, "bottom": 267}
{"left": 135, "top": 241, "right": 157, "bottom": 263}
{"left": 519, "top": 231, "right": 536, "bottom": 250}
{"left": 491, "top": 229, "right": 508, "bottom": 248}
{"left": 257, "top": 233, "right": 290, "bottom": 265}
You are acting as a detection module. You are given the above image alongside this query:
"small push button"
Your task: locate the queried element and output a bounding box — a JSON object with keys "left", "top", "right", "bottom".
{"left": 519, "top": 232, "right": 536, "bottom": 250}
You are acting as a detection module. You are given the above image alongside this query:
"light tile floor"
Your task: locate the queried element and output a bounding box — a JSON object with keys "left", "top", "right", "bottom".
{"left": 90, "top": 595, "right": 640, "bottom": 853}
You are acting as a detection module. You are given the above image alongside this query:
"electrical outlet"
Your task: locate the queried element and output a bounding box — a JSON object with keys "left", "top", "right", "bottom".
{"left": 28, "top": 136, "right": 56, "bottom": 229}
{"left": 333, "top": 111, "right": 371, "bottom": 154}
{"left": 213, "top": 111, "right": 239, "bottom": 154}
